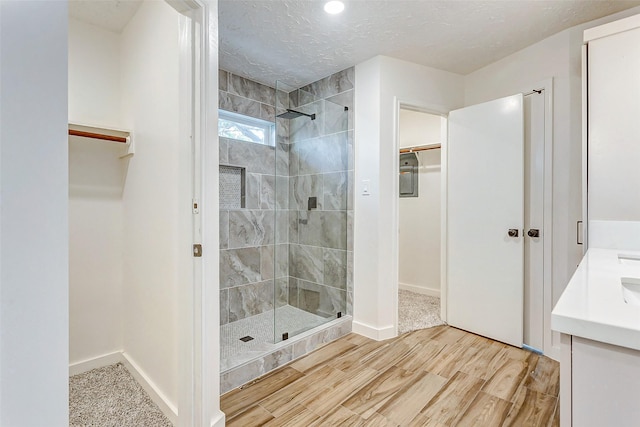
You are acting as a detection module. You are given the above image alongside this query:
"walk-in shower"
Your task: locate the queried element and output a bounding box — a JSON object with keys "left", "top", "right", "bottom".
{"left": 219, "top": 76, "right": 351, "bottom": 380}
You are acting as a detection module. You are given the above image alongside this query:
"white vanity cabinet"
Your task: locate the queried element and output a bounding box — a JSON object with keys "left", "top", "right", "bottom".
{"left": 552, "top": 13, "right": 640, "bottom": 427}
{"left": 572, "top": 337, "right": 640, "bottom": 427}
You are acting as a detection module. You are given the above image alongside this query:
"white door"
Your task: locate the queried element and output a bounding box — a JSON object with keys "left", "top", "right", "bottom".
{"left": 447, "top": 94, "right": 524, "bottom": 347}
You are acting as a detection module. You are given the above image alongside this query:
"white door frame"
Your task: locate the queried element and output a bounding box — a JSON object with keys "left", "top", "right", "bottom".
{"left": 520, "top": 79, "right": 555, "bottom": 358}
{"left": 393, "top": 98, "right": 449, "bottom": 337}
{"left": 169, "top": 1, "right": 223, "bottom": 426}
{"left": 535, "top": 79, "right": 557, "bottom": 360}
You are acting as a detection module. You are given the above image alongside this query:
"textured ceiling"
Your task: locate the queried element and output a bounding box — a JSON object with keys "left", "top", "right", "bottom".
{"left": 220, "top": 0, "right": 640, "bottom": 87}
{"left": 69, "top": 0, "right": 143, "bottom": 33}
{"left": 68, "top": 1, "right": 640, "bottom": 88}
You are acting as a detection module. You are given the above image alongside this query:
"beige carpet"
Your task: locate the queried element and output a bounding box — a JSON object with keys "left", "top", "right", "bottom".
{"left": 69, "top": 363, "right": 173, "bottom": 427}
{"left": 398, "top": 289, "right": 446, "bottom": 334}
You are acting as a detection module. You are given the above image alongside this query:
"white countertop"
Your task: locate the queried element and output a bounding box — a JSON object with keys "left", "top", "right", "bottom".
{"left": 551, "top": 248, "right": 640, "bottom": 351}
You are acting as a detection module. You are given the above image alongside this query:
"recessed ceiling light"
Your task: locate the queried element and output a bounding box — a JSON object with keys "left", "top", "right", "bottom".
{"left": 324, "top": 1, "right": 345, "bottom": 15}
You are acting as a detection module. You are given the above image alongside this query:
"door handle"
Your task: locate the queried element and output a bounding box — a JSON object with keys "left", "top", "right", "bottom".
{"left": 508, "top": 229, "right": 519, "bottom": 237}
{"left": 527, "top": 229, "right": 540, "bottom": 238}
{"left": 577, "top": 221, "right": 583, "bottom": 245}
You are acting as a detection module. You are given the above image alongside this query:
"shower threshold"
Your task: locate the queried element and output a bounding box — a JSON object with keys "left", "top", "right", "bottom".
{"left": 221, "top": 305, "right": 328, "bottom": 372}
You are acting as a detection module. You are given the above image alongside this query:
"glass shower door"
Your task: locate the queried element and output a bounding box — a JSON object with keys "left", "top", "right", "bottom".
{"left": 273, "top": 81, "right": 349, "bottom": 343}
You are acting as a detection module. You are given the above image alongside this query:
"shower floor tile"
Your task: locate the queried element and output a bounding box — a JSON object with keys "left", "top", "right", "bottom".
{"left": 221, "top": 305, "right": 327, "bottom": 372}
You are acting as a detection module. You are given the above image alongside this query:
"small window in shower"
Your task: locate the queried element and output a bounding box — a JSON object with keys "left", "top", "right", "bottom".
{"left": 218, "top": 110, "right": 275, "bottom": 146}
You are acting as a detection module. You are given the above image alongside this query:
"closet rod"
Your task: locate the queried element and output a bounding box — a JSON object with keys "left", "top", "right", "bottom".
{"left": 68, "top": 129, "right": 128, "bottom": 143}
{"left": 399, "top": 143, "right": 441, "bottom": 153}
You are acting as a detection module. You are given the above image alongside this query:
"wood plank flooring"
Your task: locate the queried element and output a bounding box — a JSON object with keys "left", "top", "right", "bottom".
{"left": 221, "top": 326, "right": 560, "bottom": 426}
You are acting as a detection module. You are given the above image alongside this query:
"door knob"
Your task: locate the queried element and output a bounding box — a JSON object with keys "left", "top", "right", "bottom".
{"left": 508, "top": 229, "right": 519, "bottom": 237}
{"left": 528, "top": 229, "right": 540, "bottom": 238}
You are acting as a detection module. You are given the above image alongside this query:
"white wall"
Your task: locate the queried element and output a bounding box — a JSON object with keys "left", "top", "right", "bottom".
{"left": 587, "top": 23, "right": 640, "bottom": 222}
{"left": 399, "top": 109, "right": 441, "bottom": 147}
{"left": 398, "top": 110, "right": 441, "bottom": 295}
{"left": 68, "top": 18, "right": 124, "bottom": 366}
{"left": 0, "top": 2, "right": 69, "bottom": 424}
{"left": 69, "top": 198, "right": 123, "bottom": 364}
{"left": 68, "top": 18, "right": 121, "bottom": 128}
{"left": 120, "top": 0, "right": 183, "bottom": 410}
{"left": 464, "top": 5, "right": 640, "bottom": 354}
{"left": 354, "top": 56, "right": 464, "bottom": 339}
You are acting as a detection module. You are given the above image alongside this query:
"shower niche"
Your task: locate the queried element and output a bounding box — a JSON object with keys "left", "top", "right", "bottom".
{"left": 219, "top": 69, "right": 353, "bottom": 389}
{"left": 219, "top": 165, "right": 246, "bottom": 209}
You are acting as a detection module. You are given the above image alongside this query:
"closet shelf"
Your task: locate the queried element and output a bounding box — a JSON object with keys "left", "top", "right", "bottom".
{"left": 68, "top": 123, "right": 134, "bottom": 159}
{"left": 399, "top": 143, "right": 441, "bottom": 154}
{"left": 69, "top": 129, "right": 127, "bottom": 143}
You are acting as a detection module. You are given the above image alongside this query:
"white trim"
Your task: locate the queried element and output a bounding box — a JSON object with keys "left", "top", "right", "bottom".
{"left": 177, "top": 13, "right": 197, "bottom": 427}
{"left": 399, "top": 283, "right": 441, "bottom": 298}
{"left": 439, "top": 115, "right": 449, "bottom": 323}
{"left": 559, "top": 333, "right": 572, "bottom": 427}
{"left": 583, "top": 13, "right": 640, "bottom": 43}
{"left": 210, "top": 414, "right": 226, "bottom": 427}
{"left": 391, "top": 97, "right": 401, "bottom": 338}
{"left": 582, "top": 44, "right": 589, "bottom": 252}
{"left": 122, "top": 352, "right": 179, "bottom": 426}
{"left": 199, "top": 1, "right": 224, "bottom": 426}
{"left": 352, "top": 320, "right": 396, "bottom": 341}
{"left": 393, "top": 100, "right": 449, "bottom": 338}
{"left": 164, "top": 1, "right": 224, "bottom": 427}
{"left": 69, "top": 352, "right": 122, "bottom": 376}
{"left": 533, "top": 78, "right": 558, "bottom": 361}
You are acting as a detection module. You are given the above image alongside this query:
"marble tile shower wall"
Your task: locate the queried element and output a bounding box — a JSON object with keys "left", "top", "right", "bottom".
{"left": 285, "top": 67, "right": 355, "bottom": 319}
{"left": 219, "top": 70, "right": 289, "bottom": 326}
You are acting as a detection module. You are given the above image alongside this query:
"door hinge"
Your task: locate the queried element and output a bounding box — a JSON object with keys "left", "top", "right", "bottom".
{"left": 193, "top": 244, "right": 202, "bottom": 257}
{"left": 192, "top": 198, "right": 200, "bottom": 214}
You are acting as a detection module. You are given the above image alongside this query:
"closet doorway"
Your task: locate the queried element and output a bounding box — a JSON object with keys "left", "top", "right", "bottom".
{"left": 67, "top": 1, "right": 211, "bottom": 425}
{"left": 397, "top": 108, "right": 446, "bottom": 334}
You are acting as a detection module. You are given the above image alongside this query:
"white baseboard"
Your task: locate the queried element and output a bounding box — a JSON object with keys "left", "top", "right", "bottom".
{"left": 69, "top": 351, "right": 178, "bottom": 425}
{"left": 121, "top": 352, "right": 178, "bottom": 426}
{"left": 352, "top": 320, "right": 396, "bottom": 341}
{"left": 399, "top": 283, "right": 441, "bottom": 298}
{"left": 69, "top": 351, "right": 122, "bottom": 376}
{"left": 211, "top": 411, "right": 226, "bottom": 427}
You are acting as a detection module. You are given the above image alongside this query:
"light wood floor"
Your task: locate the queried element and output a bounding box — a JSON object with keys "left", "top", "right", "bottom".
{"left": 221, "top": 326, "right": 560, "bottom": 426}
